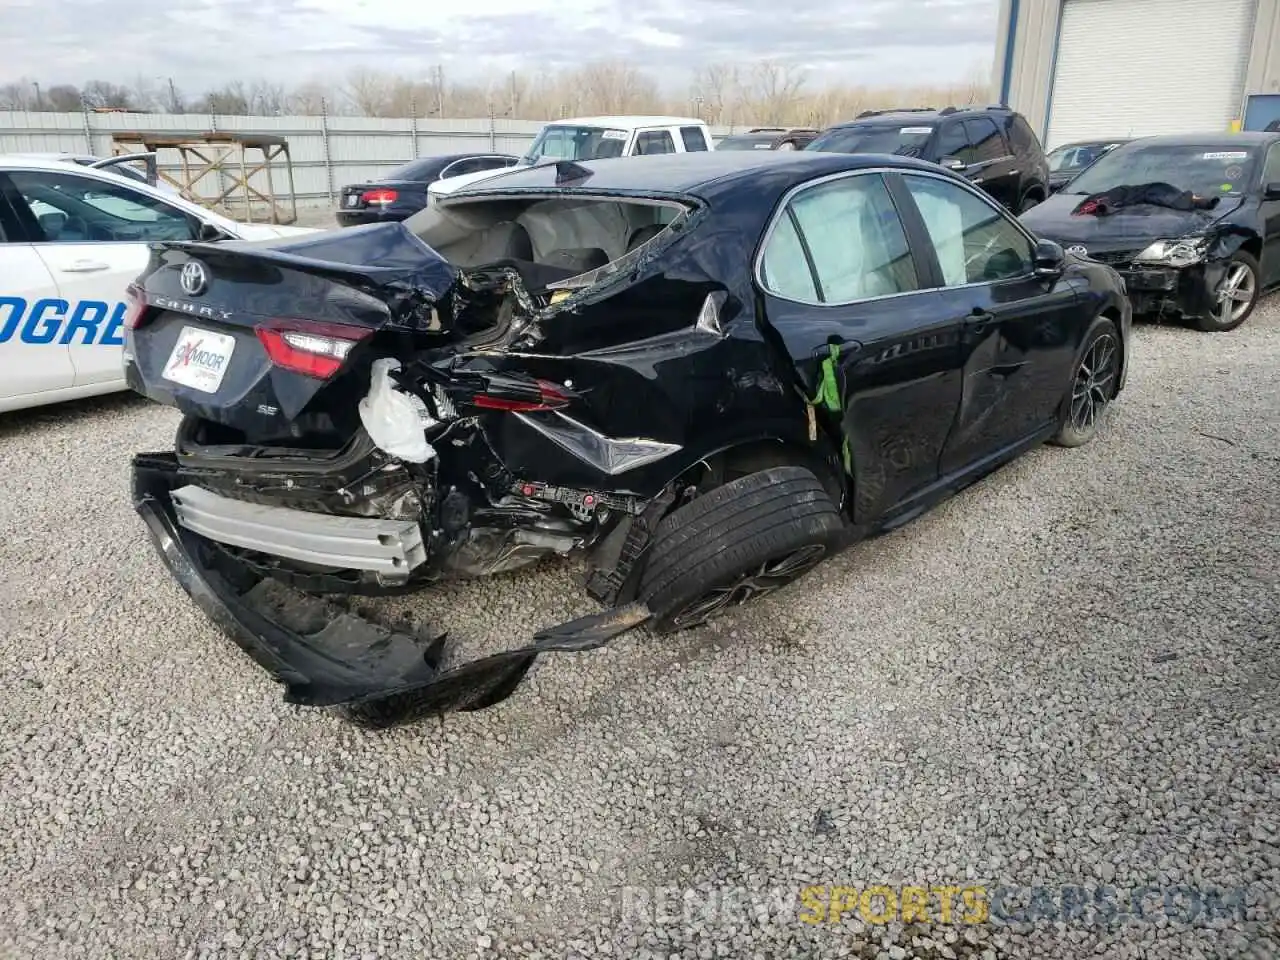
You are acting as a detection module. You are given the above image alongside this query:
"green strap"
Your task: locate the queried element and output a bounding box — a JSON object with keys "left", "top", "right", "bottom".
{"left": 809, "top": 343, "right": 843, "bottom": 414}
{"left": 806, "top": 343, "right": 853, "bottom": 476}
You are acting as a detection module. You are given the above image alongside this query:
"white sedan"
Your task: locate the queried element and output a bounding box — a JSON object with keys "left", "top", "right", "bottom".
{"left": 0, "top": 155, "right": 317, "bottom": 414}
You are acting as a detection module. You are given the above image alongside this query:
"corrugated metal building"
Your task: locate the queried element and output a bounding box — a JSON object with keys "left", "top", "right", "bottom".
{"left": 992, "top": 0, "right": 1280, "bottom": 149}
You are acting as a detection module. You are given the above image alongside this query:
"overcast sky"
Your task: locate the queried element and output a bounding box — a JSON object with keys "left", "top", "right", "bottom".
{"left": 1, "top": 0, "right": 999, "bottom": 92}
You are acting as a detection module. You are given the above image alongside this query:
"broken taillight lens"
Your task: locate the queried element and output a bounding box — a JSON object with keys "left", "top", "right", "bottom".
{"left": 471, "top": 379, "right": 573, "bottom": 412}
{"left": 123, "top": 283, "right": 150, "bottom": 330}
{"left": 361, "top": 188, "right": 398, "bottom": 205}
{"left": 255, "top": 320, "right": 373, "bottom": 379}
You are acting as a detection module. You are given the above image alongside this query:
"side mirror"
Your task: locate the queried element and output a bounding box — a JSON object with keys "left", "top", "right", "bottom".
{"left": 196, "top": 221, "right": 227, "bottom": 242}
{"left": 942, "top": 156, "right": 967, "bottom": 172}
{"left": 1264, "top": 182, "right": 1280, "bottom": 200}
{"left": 1033, "top": 238, "right": 1066, "bottom": 279}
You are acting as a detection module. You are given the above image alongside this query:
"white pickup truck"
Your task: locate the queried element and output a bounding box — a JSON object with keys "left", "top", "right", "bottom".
{"left": 427, "top": 115, "right": 714, "bottom": 200}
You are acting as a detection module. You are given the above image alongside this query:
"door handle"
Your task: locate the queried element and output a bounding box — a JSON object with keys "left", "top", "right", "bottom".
{"left": 62, "top": 260, "right": 110, "bottom": 273}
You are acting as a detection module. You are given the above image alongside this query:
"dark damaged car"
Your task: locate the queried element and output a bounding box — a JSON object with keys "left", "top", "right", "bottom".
{"left": 1020, "top": 133, "right": 1280, "bottom": 331}
{"left": 123, "top": 151, "right": 1131, "bottom": 724}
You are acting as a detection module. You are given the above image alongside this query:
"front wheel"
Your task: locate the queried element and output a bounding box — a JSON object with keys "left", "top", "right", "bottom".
{"left": 1050, "top": 319, "right": 1120, "bottom": 448}
{"left": 1195, "top": 251, "right": 1260, "bottom": 332}
{"left": 638, "top": 466, "right": 844, "bottom": 634}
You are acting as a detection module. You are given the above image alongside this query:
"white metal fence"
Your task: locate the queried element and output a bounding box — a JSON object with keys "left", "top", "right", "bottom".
{"left": 0, "top": 110, "right": 738, "bottom": 213}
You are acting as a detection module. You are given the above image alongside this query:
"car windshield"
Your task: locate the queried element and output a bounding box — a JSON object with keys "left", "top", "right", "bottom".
{"left": 1047, "top": 143, "right": 1118, "bottom": 172}
{"left": 715, "top": 134, "right": 777, "bottom": 151}
{"left": 806, "top": 123, "right": 935, "bottom": 158}
{"left": 1065, "top": 143, "right": 1259, "bottom": 196}
{"left": 519, "top": 125, "right": 629, "bottom": 164}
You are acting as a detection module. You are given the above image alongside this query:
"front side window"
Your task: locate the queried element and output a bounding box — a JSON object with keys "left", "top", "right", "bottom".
{"left": 935, "top": 123, "right": 972, "bottom": 164}
{"left": 6, "top": 170, "right": 195, "bottom": 243}
{"left": 964, "top": 118, "right": 1006, "bottom": 163}
{"left": 635, "top": 130, "right": 676, "bottom": 155}
{"left": 902, "top": 174, "right": 1033, "bottom": 286}
{"left": 759, "top": 173, "right": 918, "bottom": 303}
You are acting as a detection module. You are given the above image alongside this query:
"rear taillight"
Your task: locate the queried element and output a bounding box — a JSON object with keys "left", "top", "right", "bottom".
{"left": 123, "top": 283, "right": 150, "bottom": 330}
{"left": 255, "top": 319, "right": 373, "bottom": 379}
{"left": 361, "top": 188, "right": 398, "bottom": 205}
{"left": 471, "top": 379, "right": 573, "bottom": 412}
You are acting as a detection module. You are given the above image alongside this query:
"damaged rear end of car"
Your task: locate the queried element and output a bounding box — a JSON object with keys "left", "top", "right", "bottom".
{"left": 126, "top": 168, "right": 837, "bottom": 721}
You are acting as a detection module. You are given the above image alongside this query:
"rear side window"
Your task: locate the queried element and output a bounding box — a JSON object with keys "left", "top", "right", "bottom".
{"left": 680, "top": 127, "right": 709, "bottom": 151}
{"left": 1007, "top": 114, "right": 1041, "bottom": 154}
{"left": 635, "top": 131, "right": 676, "bottom": 155}
{"left": 964, "top": 118, "right": 1007, "bottom": 162}
{"left": 759, "top": 173, "right": 919, "bottom": 303}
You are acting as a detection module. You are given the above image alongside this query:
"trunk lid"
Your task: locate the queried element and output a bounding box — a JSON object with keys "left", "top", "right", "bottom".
{"left": 125, "top": 222, "right": 459, "bottom": 442}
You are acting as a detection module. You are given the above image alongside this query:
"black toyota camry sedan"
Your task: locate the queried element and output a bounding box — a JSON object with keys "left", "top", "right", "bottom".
{"left": 1021, "top": 132, "right": 1280, "bottom": 331}
{"left": 122, "top": 150, "right": 1130, "bottom": 722}
{"left": 335, "top": 152, "right": 518, "bottom": 226}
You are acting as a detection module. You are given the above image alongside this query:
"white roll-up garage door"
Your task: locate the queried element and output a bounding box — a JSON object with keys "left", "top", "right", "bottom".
{"left": 1045, "top": 0, "right": 1256, "bottom": 149}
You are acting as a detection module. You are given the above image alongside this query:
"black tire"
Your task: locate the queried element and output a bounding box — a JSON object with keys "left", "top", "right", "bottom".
{"left": 1050, "top": 318, "right": 1121, "bottom": 448}
{"left": 637, "top": 466, "right": 844, "bottom": 634}
{"left": 1019, "top": 192, "right": 1043, "bottom": 213}
{"left": 1194, "top": 251, "right": 1260, "bottom": 332}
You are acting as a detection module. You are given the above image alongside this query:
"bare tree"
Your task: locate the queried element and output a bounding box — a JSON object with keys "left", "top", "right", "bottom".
{"left": 0, "top": 78, "right": 37, "bottom": 110}
{"left": 80, "top": 80, "right": 135, "bottom": 110}
{"left": 44, "top": 84, "right": 83, "bottom": 112}
{"left": 692, "top": 64, "right": 740, "bottom": 126}
{"left": 742, "top": 61, "right": 807, "bottom": 126}
{"left": 205, "top": 82, "right": 250, "bottom": 115}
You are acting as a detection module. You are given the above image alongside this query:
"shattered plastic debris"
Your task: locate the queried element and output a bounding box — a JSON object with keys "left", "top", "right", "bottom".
{"left": 358, "top": 358, "right": 437, "bottom": 463}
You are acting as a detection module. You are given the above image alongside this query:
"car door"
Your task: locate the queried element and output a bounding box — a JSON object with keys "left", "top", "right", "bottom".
{"left": 896, "top": 171, "right": 1087, "bottom": 475}
{"left": 755, "top": 169, "right": 966, "bottom": 524}
{"left": 5, "top": 168, "right": 200, "bottom": 387}
{"left": 1259, "top": 142, "right": 1280, "bottom": 288}
{"left": 0, "top": 184, "right": 75, "bottom": 408}
{"left": 962, "top": 117, "right": 1017, "bottom": 209}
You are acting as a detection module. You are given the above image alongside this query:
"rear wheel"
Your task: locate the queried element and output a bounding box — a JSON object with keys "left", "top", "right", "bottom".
{"left": 1050, "top": 319, "right": 1120, "bottom": 448}
{"left": 637, "top": 466, "right": 844, "bottom": 634}
{"left": 1019, "top": 191, "right": 1043, "bottom": 213}
{"left": 1195, "top": 251, "right": 1259, "bottom": 332}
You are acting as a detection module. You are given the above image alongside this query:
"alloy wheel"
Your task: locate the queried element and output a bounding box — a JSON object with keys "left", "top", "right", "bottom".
{"left": 668, "top": 543, "right": 828, "bottom": 630}
{"left": 1069, "top": 332, "right": 1118, "bottom": 433}
{"left": 1216, "top": 261, "right": 1256, "bottom": 326}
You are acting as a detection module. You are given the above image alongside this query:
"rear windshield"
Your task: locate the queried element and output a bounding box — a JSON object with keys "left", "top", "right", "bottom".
{"left": 1065, "top": 142, "right": 1259, "bottom": 196}
{"left": 806, "top": 124, "right": 935, "bottom": 158}
{"left": 715, "top": 134, "right": 777, "bottom": 151}
{"left": 381, "top": 158, "right": 446, "bottom": 181}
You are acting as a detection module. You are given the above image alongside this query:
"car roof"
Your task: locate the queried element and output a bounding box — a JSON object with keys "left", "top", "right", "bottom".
{"left": 830, "top": 107, "right": 1010, "bottom": 128}
{"left": 0, "top": 153, "right": 238, "bottom": 227}
{"left": 444, "top": 150, "right": 952, "bottom": 199}
{"left": 551, "top": 115, "right": 706, "bottom": 129}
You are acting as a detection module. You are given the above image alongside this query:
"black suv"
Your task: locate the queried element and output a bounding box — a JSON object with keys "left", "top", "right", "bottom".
{"left": 806, "top": 105, "right": 1050, "bottom": 213}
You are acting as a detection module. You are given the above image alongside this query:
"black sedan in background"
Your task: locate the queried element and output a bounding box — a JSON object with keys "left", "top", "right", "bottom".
{"left": 1046, "top": 138, "right": 1129, "bottom": 193}
{"left": 1021, "top": 132, "right": 1280, "bottom": 331}
{"left": 336, "top": 153, "right": 518, "bottom": 225}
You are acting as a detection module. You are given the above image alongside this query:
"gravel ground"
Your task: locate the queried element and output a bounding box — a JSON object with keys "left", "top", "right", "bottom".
{"left": 0, "top": 302, "right": 1277, "bottom": 960}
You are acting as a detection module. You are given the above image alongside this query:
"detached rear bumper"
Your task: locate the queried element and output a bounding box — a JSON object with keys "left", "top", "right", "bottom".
{"left": 132, "top": 452, "right": 651, "bottom": 722}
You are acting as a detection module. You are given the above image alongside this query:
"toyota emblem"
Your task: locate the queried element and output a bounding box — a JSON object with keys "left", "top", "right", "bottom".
{"left": 180, "top": 261, "right": 208, "bottom": 296}
{"left": 1065, "top": 245, "right": 1088, "bottom": 258}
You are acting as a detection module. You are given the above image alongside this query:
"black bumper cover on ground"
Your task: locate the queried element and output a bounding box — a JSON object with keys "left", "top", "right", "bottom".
{"left": 131, "top": 453, "right": 651, "bottom": 724}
